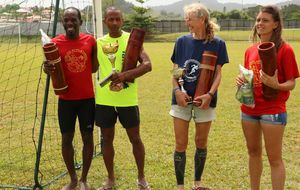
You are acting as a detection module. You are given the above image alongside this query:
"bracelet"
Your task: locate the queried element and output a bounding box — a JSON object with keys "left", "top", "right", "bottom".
{"left": 173, "top": 87, "right": 180, "bottom": 93}
{"left": 207, "top": 92, "right": 214, "bottom": 98}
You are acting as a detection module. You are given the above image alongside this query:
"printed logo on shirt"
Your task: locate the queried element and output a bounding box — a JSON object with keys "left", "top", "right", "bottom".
{"left": 64, "top": 49, "right": 87, "bottom": 73}
{"left": 183, "top": 59, "right": 200, "bottom": 82}
{"left": 249, "top": 59, "right": 262, "bottom": 87}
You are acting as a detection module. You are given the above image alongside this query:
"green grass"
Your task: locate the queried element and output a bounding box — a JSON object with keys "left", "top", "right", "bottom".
{"left": 0, "top": 39, "right": 300, "bottom": 189}
{"left": 54, "top": 41, "right": 299, "bottom": 189}
{"left": 150, "top": 29, "right": 300, "bottom": 42}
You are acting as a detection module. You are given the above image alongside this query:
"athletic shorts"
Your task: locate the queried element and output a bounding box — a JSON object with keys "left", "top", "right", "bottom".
{"left": 95, "top": 105, "right": 140, "bottom": 128}
{"left": 241, "top": 112, "right": 287, "bottom": 125}
{"left": 58, "top": 98, "right": 95, "bottom": 133}
{"left": 169, "top": 104, "right": 216, "bottom": 123}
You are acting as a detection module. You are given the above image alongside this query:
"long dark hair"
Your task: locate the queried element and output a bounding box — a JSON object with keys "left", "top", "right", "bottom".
{"left": 251, "top": 5, "right": 284, "bottom": 51}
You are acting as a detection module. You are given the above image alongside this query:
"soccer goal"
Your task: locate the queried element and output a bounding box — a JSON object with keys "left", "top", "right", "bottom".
{"left": 0, "top": 0, "right": 103, "bottom": 189}
{"left": 0, "top": 23, "right": 21, "bottom": 44}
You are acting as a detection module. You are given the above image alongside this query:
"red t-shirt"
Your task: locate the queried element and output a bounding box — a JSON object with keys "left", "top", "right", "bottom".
{"left": 241, "top": 42, "right": 299, "bottom": 115}
{"left": 52, "top": 33, "right": 95, "bottom": 100}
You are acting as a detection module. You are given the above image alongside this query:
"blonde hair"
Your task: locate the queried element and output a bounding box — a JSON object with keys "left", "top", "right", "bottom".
{"left": 184, "top": 3, "right": 219, "bottom": 43}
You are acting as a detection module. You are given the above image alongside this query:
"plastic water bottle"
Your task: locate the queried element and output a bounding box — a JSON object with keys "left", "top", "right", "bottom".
{"left": 40, "top": 29, "right": 51, "bottom": 45}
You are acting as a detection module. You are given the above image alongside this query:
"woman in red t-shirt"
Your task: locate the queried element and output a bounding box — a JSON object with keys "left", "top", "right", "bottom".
{"left": 236, "top": 5, "right": 299, "bottom": 190}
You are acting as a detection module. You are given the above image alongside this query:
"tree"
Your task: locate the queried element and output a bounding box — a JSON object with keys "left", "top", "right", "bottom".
{"left": 226, "top": 10, "right": 243, "bottom": 19}
{"left": 102, "top": 0, "right": 133, "bottom": 15}
{"left": 5, "top": 4, "right": 20, "bottom": 13}
{"left": 157, "top": 10, "right": 182, "bottom": 20}
{"left": 123, "top": 0, "right": 156, "bottom": 34}
{"left": 4, "top": 4, "right": 20, "bottom": 20}
{"left": 281, "top": 4, "right": 300, "bottom": 20}
{"left": 244, "top": 5, "right": 261, "bottom": 20}
{"left": 211, "top": 11, "right": 226, "bottom": 20}
{"left": 31, "top": 6, "right": 43, "bottom": 15}
{"left": 290, "top": 11, "right": 300, "bottom": 19}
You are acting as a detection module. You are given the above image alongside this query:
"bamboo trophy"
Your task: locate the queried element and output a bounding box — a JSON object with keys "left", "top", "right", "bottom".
{"left": 258, "top": 42, "right": 278, "bottom": 100}
{"left": 43, "top": 42, "right": 68, "bottom": 95}
{"left": 194, "top": 51, "right": 217, "bottom": 104}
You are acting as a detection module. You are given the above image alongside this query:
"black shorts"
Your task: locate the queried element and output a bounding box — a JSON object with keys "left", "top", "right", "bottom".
{"left": 58, "top": 98, "right": 95, "bottom": 133}
{"left": 95, "top": 105, "right": 140, "bottom": 128}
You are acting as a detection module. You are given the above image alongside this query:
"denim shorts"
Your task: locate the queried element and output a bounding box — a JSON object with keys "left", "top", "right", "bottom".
{"left": 169, "top": 104, "right": 216, "bottom": 123}
{"left": 241, "top": 112, "right": 287, "bottom": 125}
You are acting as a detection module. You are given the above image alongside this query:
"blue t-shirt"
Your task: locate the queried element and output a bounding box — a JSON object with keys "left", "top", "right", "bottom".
{"left": 171, "top": 34, "right": 229, "bottom": 107}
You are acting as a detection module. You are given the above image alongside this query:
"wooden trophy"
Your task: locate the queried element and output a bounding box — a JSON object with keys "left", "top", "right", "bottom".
{"left": 122, "top": 28, "right": 145, "bottom": 82}
{"left": 258, "top": 42, "right": 278, "bottom": 100}
{"left": 194, "top": 51, "right": 217, "bottom": 103}
{"left": 43, "top": 42, "right": 68, "bottom": 95}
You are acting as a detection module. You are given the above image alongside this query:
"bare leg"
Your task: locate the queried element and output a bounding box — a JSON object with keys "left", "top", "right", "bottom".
{"left": 126, "top": 126, "right": 145, "bottom": 180}
{"left": 193, "top": 121, "right": 211, "bottom": 187}
{"left": 242, "top": 120, "right": 262, "bottom": 190}
{"left": 101, "top": 127, "right": 116, "bottom": 184}
{"left": 262, "top": 123, "right": 285, "bottom": 190}
{"left": 61, "top": 132, "right": 78, "bottom": 190}
{"left": 78, "top": 131, "right": 94, "bottom": 190}
{"left": 173, "top": 117, "right": 189, "bottom": 190}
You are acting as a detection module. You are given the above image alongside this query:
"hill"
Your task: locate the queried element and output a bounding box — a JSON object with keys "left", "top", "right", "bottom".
{"left": 150, "top": 0, "right": 300, "bottom": 15}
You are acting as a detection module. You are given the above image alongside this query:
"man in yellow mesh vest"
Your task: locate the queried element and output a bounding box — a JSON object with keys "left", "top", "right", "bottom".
{"left": 95, "top": 6, "right": 152, "bottom": 190}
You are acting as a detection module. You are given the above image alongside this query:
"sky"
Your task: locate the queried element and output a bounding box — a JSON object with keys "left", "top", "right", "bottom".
{"left": 0, "top": 0, "right": 291, "bottom": 8}
{"left": 124, "top": 0, "right": 289, "bottom": 6}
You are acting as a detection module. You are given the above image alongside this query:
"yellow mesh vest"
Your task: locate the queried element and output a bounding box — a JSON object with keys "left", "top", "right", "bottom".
{"left": 95, "top": 32, "right": 138, "bottom": 106}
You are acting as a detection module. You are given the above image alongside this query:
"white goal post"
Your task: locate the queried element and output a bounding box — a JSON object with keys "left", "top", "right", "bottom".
{"left": 0, "top": 23, "right": 21, "bottom": 44}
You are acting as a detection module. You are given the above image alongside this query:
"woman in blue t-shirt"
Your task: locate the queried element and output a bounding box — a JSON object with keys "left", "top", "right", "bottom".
{"left": 169, "top": 3, "right": 229, "bottom": 190}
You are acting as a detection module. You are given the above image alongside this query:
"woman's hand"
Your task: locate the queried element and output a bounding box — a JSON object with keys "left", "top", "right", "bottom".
{"left": 193, "top": 93, "right": 212, "bottom": 109}
{"left": 175, "top": 89, "right": 191, "bottom": 107}
{"left": 236, "top": 74, "right": 245, "bottom": 88}
{"left": 260, "top": 70, "right": 279, "bottom": 89}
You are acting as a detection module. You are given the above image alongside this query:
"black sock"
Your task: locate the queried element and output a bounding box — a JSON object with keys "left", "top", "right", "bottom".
{"left": 174, "top": 151, "right": 186, "bottom": 185}
{"left": 194, "top": 148, "right": 207, "bottom": 181}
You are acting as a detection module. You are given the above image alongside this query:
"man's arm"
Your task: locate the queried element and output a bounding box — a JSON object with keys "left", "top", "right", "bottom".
{"left": 43, "top": 60, "right": 55, "bottom": 74}
{"left": 91, "top": 42, "right": 99, "bottom": 73}
{"left": 111, "top": 47, "right": 152, "bottom": 84}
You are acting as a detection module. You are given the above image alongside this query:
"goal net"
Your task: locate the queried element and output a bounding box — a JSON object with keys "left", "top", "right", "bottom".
{"left": 0, "top": 23, "right": 21, "bottom": 44}
{"left": 0, "top": 0, "right": 102, "bottom": 189}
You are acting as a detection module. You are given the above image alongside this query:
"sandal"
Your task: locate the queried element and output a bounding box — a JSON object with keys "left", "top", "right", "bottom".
{"left": 137, "top": 179, "right": 151, "bottom": 190}
{"left": 78, "top": 181, "right": 90, "bottom": 190}
{"left": 97, "top": 180, "right": 115, "bottom": 190}
{"left": 61, "top": 182, "right": 77, "bottom": 190}
{"left": 192, "top": 187, "right": 211, "bottom": 190}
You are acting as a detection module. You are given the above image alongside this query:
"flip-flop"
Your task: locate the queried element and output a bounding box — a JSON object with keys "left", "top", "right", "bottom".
{"left": 61, "top": 183, "right": 77, "bottom": 190}
{"left": 79, "top": 181, "right": 90, "bottom": 190}
{"left": 97, "top": 181, "right": 115, "bottom": 190}
{"left": 137, "top": 179, "right": 151, "bottom": 190}
{"left": 192, "top": 187, "right": 211, "bottom": 190}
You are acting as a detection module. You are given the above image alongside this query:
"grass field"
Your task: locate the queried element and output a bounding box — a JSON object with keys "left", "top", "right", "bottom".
{"left": 0, "top": 38, "right": 300, "bottom": 190}
{"left": 52, "top": 41, "right": 300, "bottom": 189}
{"left": 151, "top": 29, "right": 300, "bottom": 42}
